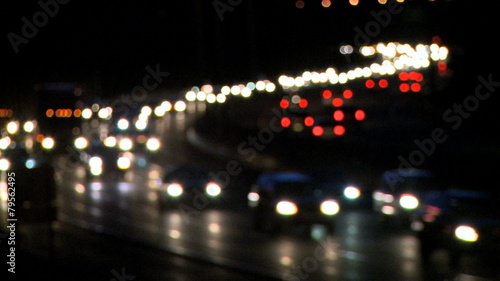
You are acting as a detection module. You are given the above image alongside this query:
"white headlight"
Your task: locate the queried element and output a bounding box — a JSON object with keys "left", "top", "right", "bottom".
{"left": 399, "top": 194, "right": 419, "bottom": 209}
{"left": 206, "top": 182, "right": 221, "bottom": 197}
{"left": 276, "top": 201, "right": 298, "bottom": 215}
{"left": 146, "top": 138, "right": 161, "bottom": 151}
{"left": 455, "top": 225, "right": 479, "bottom": 242}
{"left": 247, "top": 192, "right": 260, "bottom": 202}
{"left": 42, "top": 137, "right": 55, "bottom": 149}
{"left": 0, "top": 158, "right": 10, "bottom": 171}
{"left": 320, "top": 200, "right": 340, "bottom": 215}
{"left": 103, "top": 136, "right": 117, "bottom": 147}
{"left": 74, "top": 137, "right": 89, "bottom": 150}
{"left": 119, "top": 138, "right": 133, "bottom": 151}
{"left": 344, "top": 186, "right": 361, "bottom": 199}
{"left": 167, "top": 183, "right": 183, "bottom": 197}
{"left": 117, "top": 156, "right": 131, "bottom": 169}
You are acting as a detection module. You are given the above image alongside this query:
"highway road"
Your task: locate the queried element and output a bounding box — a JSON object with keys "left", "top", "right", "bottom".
{"left": 41, "top": 104, "right": 498, "bottom": 281}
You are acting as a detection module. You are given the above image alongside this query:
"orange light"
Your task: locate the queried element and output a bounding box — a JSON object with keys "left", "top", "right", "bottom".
{"left": 365, "top": 80, "right": 375, "bottom": 89}
{"left": 281, "top": 117, "right": 291, "bottom": 128}
{"left": 411, "top": 83, "right": 421, "bottom": 92}
{"left": 349, "top": 0, "right": 359, "bottom": 6}
{"left": 312, "top": 126, "right": 324, "bottom": 137}
{"left": 280, "top": 99, "right": 290, "bottom": 109}
{"left": 321, "top": 0, "right": 331, "bottom": 8}
{"left": 304, "top": 116, "right": 315, "bottom": 127}
{"left": 73, "top": 109, "right": 82, "bottom": 118}
{"left": 332, "top": 98, "right": 343, "bottom": 107}
{"left": 333, "top": 110, "right": 344, "bottom": 121}
{"left": 322, "top": 90, "right": 332, "bottom": 99}
{"left": 399, "top": 83, "right": 410, "bottom": 93}
{"left": 379, "top": 79, "right": 388, "bottom": 88}
{"left": 65, "top": 109, "right": 73, "bottom": 117}
{"left": 46, "top": 109, "right": 54, "bottom": 118}
{"left": 298, "top": 99, "right": 308, "bottom": 108}
{"left": 343, "top": 90, "right": 353, "bottom": 99}
{"left": 36, "top": 134, "right": 44, "bottom": 142}
{"left": 333, "top": 125, "right": 345, "bottom": 136}
{"left": 55, "top": 109, "right": 63, "bottom": 118}
{"left": 355, "top": 109, "right": 366, "bottom": 121}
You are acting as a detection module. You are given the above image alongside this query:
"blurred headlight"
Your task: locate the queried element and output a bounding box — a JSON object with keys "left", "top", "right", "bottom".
{"left": 276, "top": 201, "right": 298, "bottom": 215}
{"left": 88, "top": 157, "right": 103, "bottom": 176}
{"left": 90, "top": 166, "right": 103, "bottom": 176}
{"left": 206, "top": 182, "right": 221, "bottom": 197}
{"left": 23, "top": 121, "right": 35, "bottom": 133}
{"left": 41, "top": 137, "right": 55, "bottom": 149}
{"left": 455, "top": 225, "right": 479, "bottom": 242}
{"left": 247, "top": 192, "right": 260, "bottom": 202}
{"left": 74, "top": 137, "right": 89, "bottom": 150}
{"left": 167, "top": 183, "right": 183, "bottom": 197}
{"left": 0, "top": 158, "right": 10, "bottom": 171}
{"left": 382, "top": 205, "right": 395, "bottom": 215}
{"left": 103, "top": 136, "right": 117, "bottom": 147}
{"left": 344, "top": 186, "right": 361, "bottom": 200}
{"left": 146, "top": 138, "right": 161, "bottom": 151}
{"left": 6, "top": 121, "right": 19, "bottom": 134}
{"left": 89, "top": 156, "right": 103, "bottom": 168}
{"left": 320, "top": 200, "right": 340, "bottom": 215}
{"left": 399, "top": 194, "right": 419, "bottom": 209}
{"left": 119, "top": 138, "right": 133, "bottom": 151}
{"left": 117, "top": 118, "right": 129, "bottom": 130}
{"left": 117, "top": 156, "right": 131, "bottom": 169}
{"left": 0, "top": 136, "right": 11, "bottom": 150}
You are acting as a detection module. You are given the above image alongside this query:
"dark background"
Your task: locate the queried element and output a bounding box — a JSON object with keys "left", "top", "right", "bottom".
{"left": 1, "top": 0, "right": 499, "bottom": 150}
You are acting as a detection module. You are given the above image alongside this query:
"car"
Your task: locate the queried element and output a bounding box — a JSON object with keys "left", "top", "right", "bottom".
{"left": 412, "top": 189, "right": 500, "bottom": 268}
{"left": 308, "top": 167, "right": 365, "bottom": 209}
{"left": 372, "top": 168, "right": 447, "bottom": 224}
{"left": 157, "top": 164, "right": 223, "bottom": 211}
{"left": 247, "top": 171, "right": 341, "bottom": 232}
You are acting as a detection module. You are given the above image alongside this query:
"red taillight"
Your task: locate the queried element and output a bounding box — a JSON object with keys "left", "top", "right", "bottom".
{"left": 333, "top": 110, "right": 344, "bottom": 121}
{"left": 343, "top": 90, "right": 353, "bottom": 99}
{"left": 411, "top": 83, "right": 421, "bottom": 92}
{"left": 399, "top": 72, "right": 409, "bottom": 81}
{"left": 399, "top": 83, "right": 410, "bottom": 93}
{"left": 299, "top": 99, "right": 308, "bottom": 108}
{"left": 332, "top": 98, "right": 343, "bottom": 107}
{"left": 312, "top": 126, "right": 324, "bottom": 136}
{"left": 333, "top": 125, "right": 345, "bottom": 136}
{"left": 354, "top": 110, "right": 365, "bottom": 121}
{"left": 365, "top": 80, "right": 375, "bottom": 89}
{"left": 304, "top": 116, "right": 314, "bottom": 127}
{"left": 280, "top": 99, "right": 290, "bottom": 109}
{"left": 322, "top": 90, "right": 332, "bottom": 99}
{"left": 379, "top": 79, "right": 388, "bottom": 88}
{"left": 281, "top": 117, "right": 291, "bottom": 128}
